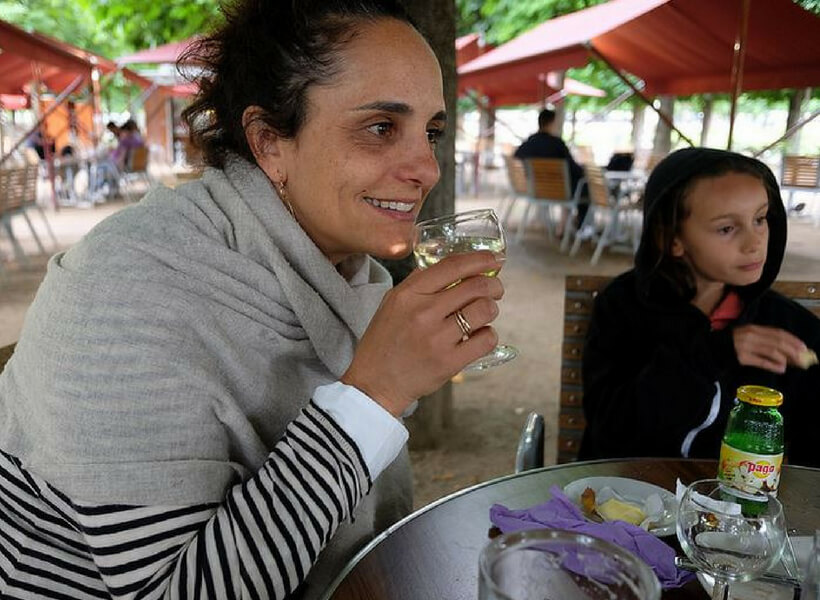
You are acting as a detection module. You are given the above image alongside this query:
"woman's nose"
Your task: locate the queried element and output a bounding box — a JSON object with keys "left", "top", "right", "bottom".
{"left": 397, "top": 136, "right": 441, "bottom": 189}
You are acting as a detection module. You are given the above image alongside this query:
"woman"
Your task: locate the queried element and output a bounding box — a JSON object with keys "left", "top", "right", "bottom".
{"left": 0, "top": 2, "right": 504, "bottom": 598}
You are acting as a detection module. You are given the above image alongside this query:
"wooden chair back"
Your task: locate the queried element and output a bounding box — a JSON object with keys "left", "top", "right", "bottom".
{"left": 504, "top": 155, "right": 528, "bottom": 196}
{"left": 525, "top": 158, "right": 572, "bottom": 201}
{"left": 0, "top": 343, "right": 15, "bottom": 374}
{"left": 558, "top": 276, "right": 820, "bottom": 463}
{"left": 0, "top": 166, "right": 29, "bottom": 212}
{"left": 781, "top": 155, "right": 820, "bottom": 190}
{"left": 585, "top": 164, "right": 610, "bottom": 208}
{"left": 560, "top": 275, "right": 611, "bottom": 463}
{"left": 126, "top": 146, "right": 149, "bottom": 173}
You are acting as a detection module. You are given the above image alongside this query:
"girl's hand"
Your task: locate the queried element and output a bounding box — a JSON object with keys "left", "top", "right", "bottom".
{"left": 732, "top": 324, "right": 808, "bottom": 374}
{"left": 342, "top": 251, "right": 504, "bottom": 417}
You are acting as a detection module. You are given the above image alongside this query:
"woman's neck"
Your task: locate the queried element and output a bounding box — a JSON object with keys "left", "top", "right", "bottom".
{"left": 691, "top": 281, "right": 727, "bottom": 316}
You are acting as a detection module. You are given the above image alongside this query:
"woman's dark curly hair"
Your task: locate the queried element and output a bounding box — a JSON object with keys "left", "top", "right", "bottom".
{"left": 180, "top": 0, "right": 416, "bottom": 169}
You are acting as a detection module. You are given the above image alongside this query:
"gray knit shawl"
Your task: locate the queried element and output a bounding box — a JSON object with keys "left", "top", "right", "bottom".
{"left": 0, "top": 155, "right": 411, "bottom": 596}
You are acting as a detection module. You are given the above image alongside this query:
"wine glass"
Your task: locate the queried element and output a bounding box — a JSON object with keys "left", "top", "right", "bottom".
{"left": 479, "top": 529, "right": 661, "bottom": 600}
{"left": 413, "top": 208, "right": 518, "bottom": 370}
{"left": 676, "top": 479, "right": 786, "bottom": 600}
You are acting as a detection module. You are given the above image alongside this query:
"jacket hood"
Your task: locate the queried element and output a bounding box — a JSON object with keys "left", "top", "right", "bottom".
{"left": 635, "top": 147, "right": 786, "bottom": 304}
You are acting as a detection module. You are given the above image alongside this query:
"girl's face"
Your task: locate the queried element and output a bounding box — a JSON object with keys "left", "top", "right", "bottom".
{"left": 258, "top": 18, "right": 445, "bottom": 265}
{"left": 672, "top": 172, "right": 769, "bottom": 291}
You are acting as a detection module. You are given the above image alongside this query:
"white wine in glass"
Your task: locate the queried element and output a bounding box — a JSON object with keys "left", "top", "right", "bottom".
{"left": 413, "top": 208, "right": 518, "bottom": 370}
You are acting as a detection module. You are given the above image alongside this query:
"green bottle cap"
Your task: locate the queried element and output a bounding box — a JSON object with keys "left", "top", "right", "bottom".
{"left": 736, "top": 385, "right": 783, "bottom": 407}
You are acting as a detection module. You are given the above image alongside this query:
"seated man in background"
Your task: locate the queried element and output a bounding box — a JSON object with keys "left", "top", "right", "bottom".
{"left": 515, "top": 108, "right": 588, "bottom": 232}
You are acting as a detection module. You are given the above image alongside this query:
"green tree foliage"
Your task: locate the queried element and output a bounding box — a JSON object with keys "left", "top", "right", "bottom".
{"left": 1, "top": 0, "right": 221, "bottom": 56}
{"left": 0, "top": 0, "right": 127, "bottom": 58}
{"left": 457, "top": 0, "right": 606, "bottom": 44}
{"left": 86, "top": 0, "right": 221, "bottom": 51}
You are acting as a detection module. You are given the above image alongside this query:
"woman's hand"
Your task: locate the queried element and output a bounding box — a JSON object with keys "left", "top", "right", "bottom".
{"left": 732, "top": 324, "right": 808, "bottom": 374}
{"left": 342, "top": 251, "right": 504, "bottom": 417}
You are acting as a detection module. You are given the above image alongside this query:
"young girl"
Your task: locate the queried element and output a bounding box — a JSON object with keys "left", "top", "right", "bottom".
{"left": 579, "top": 147, "right": 820, "bottom": 467}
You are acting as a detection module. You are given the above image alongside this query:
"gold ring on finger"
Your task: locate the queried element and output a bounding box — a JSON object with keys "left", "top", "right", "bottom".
{"left": 454, "top": 309, "right": 472, "bottom": 342}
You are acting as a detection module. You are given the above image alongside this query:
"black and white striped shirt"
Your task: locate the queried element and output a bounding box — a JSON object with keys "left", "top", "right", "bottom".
{"left": 0, "top": 401, "right": 371, "bottom": 599}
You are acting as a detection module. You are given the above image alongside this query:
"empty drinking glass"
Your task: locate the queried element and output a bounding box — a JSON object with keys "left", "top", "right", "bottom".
{"left": 479, "top": 529, "right": 661, "bottom": 600}
{"left": 676, "top": 479, "right": 786, "bottom": 600}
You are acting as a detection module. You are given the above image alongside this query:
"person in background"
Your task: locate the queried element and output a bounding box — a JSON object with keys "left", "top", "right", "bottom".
{"left": 515, "top": 107, "right": 589, "bottom": 231}
{"left": 88, "top": 121, "right": 125, "bottom": 200}
{"left": 111, "top": 118, "right": 145, "bottom": 170}
{"left": 0, "top": 1, "right": 505, "bottom": 599}
{"left": 580, "top": 147, "right": 820, "bottom": 467}
{"left": 25, "top": 129, "right": 55, "bottom": 160}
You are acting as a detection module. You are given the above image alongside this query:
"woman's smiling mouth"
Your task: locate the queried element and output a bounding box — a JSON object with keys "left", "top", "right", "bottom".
{"left": 363, "top": 196, "right": 415, "bottom": 213}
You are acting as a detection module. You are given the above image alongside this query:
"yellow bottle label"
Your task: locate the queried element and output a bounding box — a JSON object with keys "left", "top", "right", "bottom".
{"left": 718, "top": 442, "right": 783, "bottom": 497}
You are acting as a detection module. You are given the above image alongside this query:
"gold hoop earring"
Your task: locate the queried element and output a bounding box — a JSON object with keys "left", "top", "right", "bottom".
{"left": 275, "top": 179, "right": 296, "bottom": 219}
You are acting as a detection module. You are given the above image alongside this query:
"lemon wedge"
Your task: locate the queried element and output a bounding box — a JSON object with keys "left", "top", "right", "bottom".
{"left": 596, "top": 498, "right": 647, "bottom": 525}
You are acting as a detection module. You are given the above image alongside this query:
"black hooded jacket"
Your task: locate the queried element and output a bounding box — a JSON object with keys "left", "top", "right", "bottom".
{"left": 579, "top": 148, "right": 820, "bottom": 467}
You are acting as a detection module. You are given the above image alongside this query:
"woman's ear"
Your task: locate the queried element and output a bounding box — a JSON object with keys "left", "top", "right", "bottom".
{"left": 242, "top": 106, "right": 286, "bottom": 181}
{"left": 670, "top": 236, "right": 685, "bottom": 258}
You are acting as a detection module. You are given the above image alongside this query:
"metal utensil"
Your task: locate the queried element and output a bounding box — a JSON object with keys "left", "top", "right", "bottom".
{"left": 783, "top": 529, "right": 802, "bottom": 579}
{"left": 675, "top": 556, "right": 802, "bottom": 590}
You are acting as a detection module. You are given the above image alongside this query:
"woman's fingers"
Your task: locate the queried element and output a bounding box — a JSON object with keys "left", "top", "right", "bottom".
{"left": 407, "top": 251, "right": 503, "bottom": 294}
{"left": 447, "top": 295, "right": 500, "bottom": 344}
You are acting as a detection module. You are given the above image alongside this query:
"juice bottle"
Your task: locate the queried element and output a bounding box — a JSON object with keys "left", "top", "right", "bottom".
{"left": 717, "top": 385, "right": 784, "bottom": 515}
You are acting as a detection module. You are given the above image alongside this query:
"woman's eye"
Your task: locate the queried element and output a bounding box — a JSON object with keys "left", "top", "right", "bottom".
{"left": 755, "top": 215, "right": 768, "bottom": 226}
{"left": 367, "top": 122, "right": 394, "bottom": 137}
{"left": 717, "top": 225, "right": 734, "bottom": 235}
{"left": 427, "top": 127, "right": 444, "bottom": 146}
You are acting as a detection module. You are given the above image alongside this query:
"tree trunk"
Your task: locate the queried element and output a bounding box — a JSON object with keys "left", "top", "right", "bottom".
{"left": 552, "top": 70, "right": 567, "bottom": 135}
{"left": 631, "top": 102, "right": 645, "bottom": 150}
{"left": 700, "top": 94, "right": 713, "bottom": 147}
{"left": 652, "top": 95, "right": 674, "bottom": 155}
{"left": 785, "top": 87, "right": 811, "bottom": 154}
{"left": 386, "top": 0, "right": 456, "bottom": 450}
{"left": 480, "top": 106, "right": 496, "bottom": 167}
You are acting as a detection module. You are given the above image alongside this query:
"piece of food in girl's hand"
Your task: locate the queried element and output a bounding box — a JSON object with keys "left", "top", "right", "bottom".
{"left": 798, "top": 349, "right": 818, "bottom": 369}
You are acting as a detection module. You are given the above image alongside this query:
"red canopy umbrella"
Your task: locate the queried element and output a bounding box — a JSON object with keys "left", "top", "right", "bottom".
{"left": 457, "top": 33, "right": 605, "bottom": 105}
{"left": 0, "top": 19, "right": 95, "bottom": 94}
{"left": 459, "top": 0, "right": 820, "bottom": 96}
{"left": 116, "top": 37, "right": 202, "bottom": 66}
{"left": 0, "top": 94, "right": 29, "bottom": 110}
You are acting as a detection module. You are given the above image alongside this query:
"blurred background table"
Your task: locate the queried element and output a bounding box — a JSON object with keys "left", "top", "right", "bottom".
{"left": 323, "top": 458, "right": 820, "bottom": 600}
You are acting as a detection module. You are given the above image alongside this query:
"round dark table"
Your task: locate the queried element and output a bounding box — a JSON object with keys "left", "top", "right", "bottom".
{"left": 323, "top": 458, "right": 820, "bottom": 599}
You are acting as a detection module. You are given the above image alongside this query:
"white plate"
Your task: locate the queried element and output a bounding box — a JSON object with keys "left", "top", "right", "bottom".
{"left": 697, "top": 536, "right": 813, "bottom": 600}
{"left": 563, "top": 476, "right": 678, "bottom": 536}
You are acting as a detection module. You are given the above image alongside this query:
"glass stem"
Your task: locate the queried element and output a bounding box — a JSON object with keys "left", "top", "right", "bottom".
{"left": 711, "top": 577, "right": 729, "bottom": 600}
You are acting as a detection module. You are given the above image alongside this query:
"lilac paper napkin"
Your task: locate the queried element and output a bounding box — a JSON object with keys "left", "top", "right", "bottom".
{"left": 489, "top": 485, "right": 694, "bottom": 589}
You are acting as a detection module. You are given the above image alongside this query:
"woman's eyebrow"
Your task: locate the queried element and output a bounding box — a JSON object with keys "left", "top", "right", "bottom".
{"left": 353, "top": 102, "right": 447, "bottom": 122}
{"left": 354, "top": 101, "right": 412, "bottom": 114}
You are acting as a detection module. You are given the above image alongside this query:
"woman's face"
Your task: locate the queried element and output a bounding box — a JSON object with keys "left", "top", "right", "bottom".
{"left": 263, "top": 18, "right": 445, "bottom": 264}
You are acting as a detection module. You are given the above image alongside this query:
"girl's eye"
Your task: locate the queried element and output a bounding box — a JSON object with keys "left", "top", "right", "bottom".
{"left": 755, "top": 215, "right": 768, "bottom": 226}
{"left": 367, "top": 122, "right": 394, "bottom": 137}
{"left": 717, "top": 225, "right": 735, "bottom": 235}
{"left": 427, "top": 127, "right": 444, "bottom": 146}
